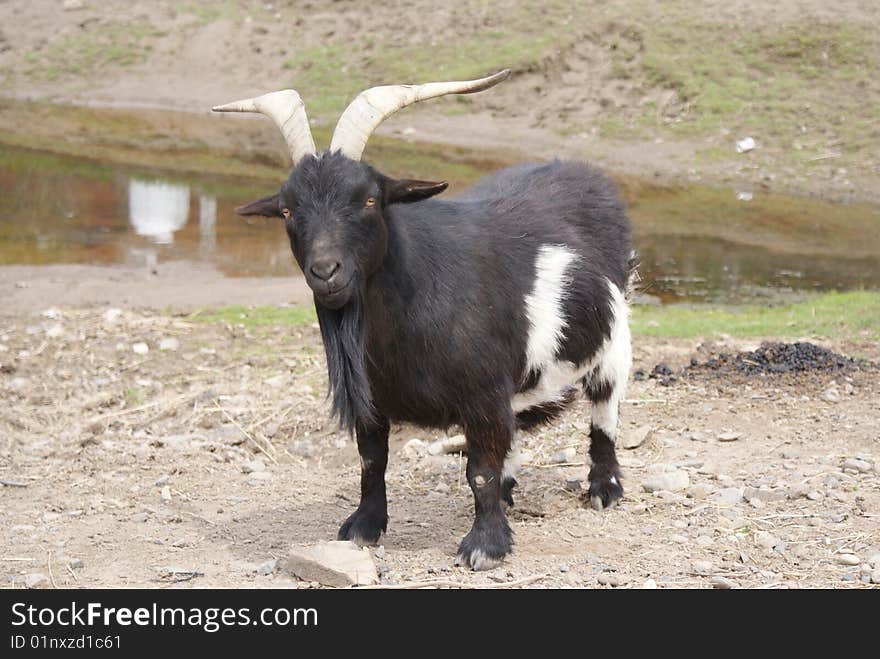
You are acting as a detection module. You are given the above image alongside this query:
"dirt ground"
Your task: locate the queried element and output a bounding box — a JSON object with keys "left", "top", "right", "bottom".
{"left": 2, "top": 299, "right": 878, "bottom": 589}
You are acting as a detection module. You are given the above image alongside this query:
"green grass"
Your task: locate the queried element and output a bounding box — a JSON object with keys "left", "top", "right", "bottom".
{"left": 190, "top": 305, "right": 317, "bottom": 327}
{"left": 24, "top": 20, "right": 164, "bottom": 81}
{"left": 188, "top": 292, "right": 879, "bottom": 343}
{"left": 631, "top": 291, "right": 880, "bottom": 340}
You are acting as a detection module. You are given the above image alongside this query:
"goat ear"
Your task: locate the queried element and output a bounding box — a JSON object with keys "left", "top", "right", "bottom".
{"left": 235, "top": 193, "right": 284, "bottom": 218}
{"left": 383, "top": 178, "right": 448, "bottom": 205}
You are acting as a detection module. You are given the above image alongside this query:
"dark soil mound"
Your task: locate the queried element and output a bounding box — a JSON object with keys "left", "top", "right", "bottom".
{"left": 688, "top": 341, "right": 865, "bottom": 376}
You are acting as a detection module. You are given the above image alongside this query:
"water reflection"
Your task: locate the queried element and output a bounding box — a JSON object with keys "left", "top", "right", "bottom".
{"left": 1, "top": 147, "right": 878, "bottom": 303}
{"left": 128, "top": 179, "right": 191, "bottom": 244}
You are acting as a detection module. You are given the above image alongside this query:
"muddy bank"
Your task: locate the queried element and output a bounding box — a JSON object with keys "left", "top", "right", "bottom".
{"left": 0, "top": 263, "right": 310, "bottom": 313}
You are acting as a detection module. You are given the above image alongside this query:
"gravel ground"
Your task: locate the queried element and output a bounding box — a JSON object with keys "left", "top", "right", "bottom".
{"left": 1, "top": 307, "right": 878, "bottom": 589}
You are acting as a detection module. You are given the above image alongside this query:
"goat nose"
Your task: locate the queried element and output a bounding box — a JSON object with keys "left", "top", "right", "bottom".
{"left": 309, "top": 259, "right": 341, "bottom": 281}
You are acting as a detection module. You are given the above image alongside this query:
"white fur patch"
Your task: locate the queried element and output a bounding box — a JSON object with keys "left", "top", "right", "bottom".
{"left": 502, "top": 439, "right": 524, "bottom": 481}
{"left": 590, "top": 279, "right": 632, "bottom": 437}
{"left": 523, "top": 245, "right": 578, "bottom": 373}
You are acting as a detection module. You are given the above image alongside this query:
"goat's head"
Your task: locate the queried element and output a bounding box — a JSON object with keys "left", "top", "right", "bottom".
{"left": 213, "top": 70, "right": 509, "bottom": 310}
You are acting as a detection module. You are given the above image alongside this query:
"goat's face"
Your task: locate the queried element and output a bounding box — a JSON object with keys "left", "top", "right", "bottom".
{"left": 236, "top": 151, "right": 447, "bottom": 310}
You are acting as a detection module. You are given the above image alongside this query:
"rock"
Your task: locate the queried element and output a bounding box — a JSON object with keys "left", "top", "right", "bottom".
{"left": 401, "top": 438, "right": 427, "bottom": 456}
{"left": 14, "top": 573, "right": 49, "bottom": 589}
{"left": 63, "top": 0, "right": 86, "bottom": 10}
{"left": 717, "top": 431, "right": 741, "bottom": 442}
{"left": 842, "top": 458, "right": 871, "bottom": 473}
{"left": 711, "top": 576, "right": 737, "bottom": 589}
{"left": 102, "top": 308, "right": 123, "bottom": 325}
{"left": 743, "top": 486, "right": 788, "bottom": 503}
{"left": 68, "top": 558, "right": 84, "bottom": 570}
{"left": 212, "top": 425, "right": 245, "bottom": 446}
{"left": 158, "top": 337, "right": 180, "bottom": 351}
{"left": 155, "top": 474, "right": 170, "bottom": 486}
{"left": 781, "top": 449, "right": 801, "bottom": 459}
{"left": 820, "top": 387, "right": 840, "bottom": 403}
{"left": 426, "top": 435, "right": 467, "bottom": 456}
{"left": 872, "top": 570, "right": 880, "bottom": 585}
{"left": 687, "top": 483, "right": 714, "bottom": 500}
{"left": 806, "top": 490, "right": 823, "bottom": 501}
{"left": 132, "top": 342, "right": 149, "bottom": 355}
{"left": 564, "top": 476, "right": 584, "bottom": 492}
{"left": 642, "top": 470, "right": 689, "bottom": 493}
{"left": 736, "top": 136, "right": 756, "bottom": 153}
{"left": 288, "top": 440, "right": 313, "bottom": 458}
{"left": 754, "top": 531, "right": 780, "bottom": 550}
{"left": 696, "top": 535, "right": 714, "bottom": 547}
{"left": 256, "top": 559, "right": 278, "bottom": 575}
{"left": 622, "top": 426, "right": 653, "bottom": 449}
{"left": 242, "top": 459, "right": 266, "bottom": 474}
{"left": 688, "top": 431, "right": 707, "bottom": 443}
{"left": 130, "top": 512, "right": 149, "bottom": 523}
{"left": 160, "top": 485, "right": 172, "bottom": 502}
{"left": 46, "top": 324, "right": 64, "bottom": 339}
{"left": 709, "top": 482, "right": 738, "bottom": 503}
{"left": 836, "top": 553, "right": 860, "bottom": 566}
{"left": 596, "top": 573, "right": 621, "bottom": 587}
{"left": 641, "top": 578, "right": 658, "bottom": 589}
{"left": 248, "top": 471, "right": 272, "bottom": 484}
{"left": 690, "top": 560, "right": 713, "bottom": 576}
{"left": 285, "top": 541, "right": 379, "bottom": 587}
{"left": 547, "top": 447, "right": 578, "bottom": 464}
{"left": 263, "top": 374, "right": 288, "bottom": 388}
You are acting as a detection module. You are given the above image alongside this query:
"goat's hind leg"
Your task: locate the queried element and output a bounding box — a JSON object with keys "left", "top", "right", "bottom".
{"left": 337, "top": 416, "right": 390, "bottom": 545}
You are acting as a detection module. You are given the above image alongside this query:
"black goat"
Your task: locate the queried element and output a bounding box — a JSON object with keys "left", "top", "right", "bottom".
{"left": 214, "top": 71, "right": 634, "bottom": 570}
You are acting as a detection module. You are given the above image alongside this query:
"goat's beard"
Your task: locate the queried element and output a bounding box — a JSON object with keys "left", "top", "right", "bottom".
{"left": 315, "top": 285, "right": 375, "bottom": 434}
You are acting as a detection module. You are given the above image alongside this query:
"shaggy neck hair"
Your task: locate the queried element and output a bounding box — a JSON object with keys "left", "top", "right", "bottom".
{"left": 315, "top": 289, "right": 375, "bottom": 433}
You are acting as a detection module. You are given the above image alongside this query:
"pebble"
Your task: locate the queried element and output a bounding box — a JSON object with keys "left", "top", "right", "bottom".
{"left": 596, "top": 573, "right": 621, "bottom": 587}
{"left": 155, "top": 474, "right": 170, "bottom": 486}
{"left": 712, "top": 487, "right": 744, "bottom": 505}
{"left": 13, "top": 573, "right": 49, "bottom": 589}
{"left": 288, "top": 440, "right": 314, "bottom": 458}
{"left": 402, "top": 438, "right": 427, "bottom": 456}
{"left": 641, "top": 578, "right": 658, "bottom": 589}
{"left": 717, "top": 431, "right": 741, "bottom": 442}
{"left": 872, "top": 570, "right": 880, "bottom": 585}
{"left": 256, "top": 559, "right": 278, "bottom": 575}
{"left": 132, "top": 342, "right": 149, "bottom": 355}
{"left": 427, "top": 435, "right": 467, "bottom": 456}
{"left": 690, "top": 561, "right": 713, "bottom": 576}
{"left": 711, "top": 576, "right": 737, "bottom": 589}
{"left": 820, "top": 387, "right": 840, "bottom": 403}
{"left": 248, "top": 471, "right": 272, "bottom": 484}
{"left": 806, "top": 490, "right": 823, "bottom": 501}
{"left": 754, "top": 531, "right": 780, "bottom": 550}
{"left": 242, "top": 459, "right": 266, "bottom": 473}
{"left": 549, "top": 447, "right": 578, "bottom": 464}
{"left": 842, "top": 458, "right": 871, "bottom": 473}
{"left": 158, "top": 337, "right": 180, "bottom": 351}
{"left": 564, "top": 476, "right": 584, "bottom": 492}
{"left": 642, "top": 470, "right": 689, "bottom": 493}
{"left": 743, "top": 486, "right": 788, "bottom": 503}
{"left": 836, "top": 553, "right": 860, "bottom": 566}
{"left": 130, "top": 512, "right": 149, "bottom": 523}
{"left": 286, "top": 541, "right": 379, "bottom": 587}
{"left": 622, "top": 426, "right": 653, "bottom": 450}
{"left": 160, "top": 485, "right": 172, "bottom": 501}
{"left": 68, "top": 558, "right": 84, "bottom": 570}
{"left": 696, "top": 535, "right": 714, "bottom": 547}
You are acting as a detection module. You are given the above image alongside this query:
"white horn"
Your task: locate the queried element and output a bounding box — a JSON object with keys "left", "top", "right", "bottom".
{"left": 212, "top": 90, "right": 316, "bottom": 165}
{"left": 330, "top": 69, "right": 510, "bottom": 161}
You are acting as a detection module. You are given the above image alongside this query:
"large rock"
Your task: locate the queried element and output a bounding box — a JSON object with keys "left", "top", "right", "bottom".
{"left": 622, "top": 426, "right": 653, "bottom": 450}
{"left": 286, "top": 541, "right": 379, "bottom": 587}
{"left": 642, "top": 470, "right": 689, "bottom": 493}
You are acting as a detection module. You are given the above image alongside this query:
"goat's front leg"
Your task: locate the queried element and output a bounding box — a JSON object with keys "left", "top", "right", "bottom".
{"left": 455, "top": 421, "right": 513, "bottom": 571}
{"left": 337, "top": 416, "right": 389, "bottom": 546}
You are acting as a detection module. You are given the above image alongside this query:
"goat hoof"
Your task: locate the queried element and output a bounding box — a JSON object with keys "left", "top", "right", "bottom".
{"left": 337, "top": 507, "right": 387, "bottom": 547}
{"left": 501, "top": 476, "right": 517, "bottom": 508}
{"left": 586, "top": 468, "right": 623, "bottom": 511}
{"left": 455, "top": 518, "right": 512, "bottom": 571}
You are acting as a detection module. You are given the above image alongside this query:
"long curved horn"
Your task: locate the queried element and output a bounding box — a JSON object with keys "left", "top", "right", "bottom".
{"left": 330, "top": 69, "right": 510, "bottom": 161}
{"left": 212, "top": 90, "right": 316, "bottom": 165}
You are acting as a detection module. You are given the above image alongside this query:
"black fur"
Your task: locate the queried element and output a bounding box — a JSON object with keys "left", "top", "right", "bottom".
{"left": 238, "top": 151, "right": 633, "bottom": 569}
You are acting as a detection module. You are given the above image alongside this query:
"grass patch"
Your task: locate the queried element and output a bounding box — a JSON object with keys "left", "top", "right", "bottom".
{"left": 632, "top": 291, "right": 880, "bottom": 340}
{"left": 190, "top": 305, "right": 317, "bottom": 327}
{"left": 24, "top": 20, "right": 164, "bottom": 81}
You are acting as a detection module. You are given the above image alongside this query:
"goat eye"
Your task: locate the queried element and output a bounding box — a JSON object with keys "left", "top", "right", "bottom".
{"left": 364, "top": 197, "right": 376, "bottom": 209}
{"left": 282, "top": 208, "right": 291, "bottom": 219}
